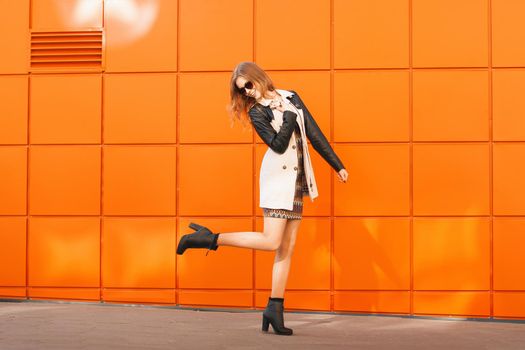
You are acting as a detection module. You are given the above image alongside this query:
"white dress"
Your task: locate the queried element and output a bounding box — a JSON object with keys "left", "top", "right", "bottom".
{"left": 258, "top": 92, "right": 309, "bottom": 219}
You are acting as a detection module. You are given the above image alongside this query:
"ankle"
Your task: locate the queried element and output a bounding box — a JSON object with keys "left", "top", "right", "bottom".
{"left": 269, "top": 296, "right": 284, "bottom": 301}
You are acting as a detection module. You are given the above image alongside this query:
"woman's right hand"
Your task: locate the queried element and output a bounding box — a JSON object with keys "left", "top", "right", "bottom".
{"left": 269, "top": 99, "right": 287, "bottom": 113}
{"left": 275, "top": 104, "right": 287, "bottom": 113}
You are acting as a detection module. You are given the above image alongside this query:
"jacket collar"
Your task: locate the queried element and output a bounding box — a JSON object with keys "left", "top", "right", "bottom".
{"left": 257, "top": 89, "right": 295, "bottom": 107}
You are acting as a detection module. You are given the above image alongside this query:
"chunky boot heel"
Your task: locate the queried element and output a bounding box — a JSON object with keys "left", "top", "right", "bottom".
{"left": 261, "top": 297, "right": 293, "bottom": 335}
{"left": 188, "top": 222, "right": 204, "bottom": 231}
{"left": 176, "top": 222, "right": 220, "bottom": 256}
{"left": 262, "top": 315, "right": 270, "bottom": 332}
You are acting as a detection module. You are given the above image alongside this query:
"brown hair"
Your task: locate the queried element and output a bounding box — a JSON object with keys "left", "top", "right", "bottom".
{"left": 226, "top": 61, "right": 277, "bottom": 129}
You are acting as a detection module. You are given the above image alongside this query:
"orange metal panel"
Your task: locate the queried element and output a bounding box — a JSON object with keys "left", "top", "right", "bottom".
{"left": 492, "top": 0, "right": 525, "bottom": 67}
{"left": 413, "top": 291, "right": 490, "bottom": 317}
{"left": 0, "top": 288, "right": 26, "bottom": 298}
{"left": 28, "top": 287, "right": 100, "bottom": 301}
{"left": 30, "top": 74, "right": 102, "bottom": 144}
{"left": 31, "top": 0, "right": 103, "bottom": 30}
{"left": 493, "top": 292, "right": 525, "bottom": 318}
{"left": 493, "top": 144, "right": 525, "bottom": 215}
{"left": 0, "top": 76, "right": 28, "bottom": 144}
{"left": 0, "top": 217, "right": 27, "bottom": 286}
{"left": 178, "top": 290, "right": 253, "bottom": 308}
{"left": 413, "top": 218, "right": 490, "bottom": 290}
{"left": 412, "top": 0, "right": 488, "bottom": 67}
{"left": 334, "top": 0, "right": 409, "bottom": 69}
{"left": 413, "top": 144, "right": 490, "bottom": 215}
{"left": 256, "top": 0, "right": 330, "bottom": 69}
{"left": 29, "top": 146, "right": 101, "bottom": 215}
{"left": 413, "top": 70, "right": 489, "bottom": 141}
{"left": 334, "top": 291, "right": 411, "bottom": 314}
{"left": 102, "top": 217, "right": 176, "bottom": 288}
{"left": 493, "top": 70, "right": 525, "bottom": 141}
{"left": 334, "top": 70, "right": 410, "bottom": 142}
{"left": 102, "top": 288, "right": 176, "bottom": 304}
{"left": 28, "top": 217, "right": 100, "bottom": 287}
{"left": 178, "top": 145, "right": 253, "bottom": 216}
{"left": 0, "top": 0, "right": 30, "bottom": 73}
{"left": 334, "top": 144, "right": 410, "bottom": 216}
{"left": 102, "top": 145, "right": 176, "bottom": 215}
{"left": 179, "top": 0, "right": 252, "bottom": 71}
{"left": 334, "top": 218, "right": 410, "bottom": 290}
{"left": 104, "top": 73, "right": 177, "bottom": 143}
{"left": 105, "top": 0, "right": 177, "bottom": 72}
{"left": 0, "top": 147, "right": 27, "bottom": 215}
{"left": 493, "top": 218, "right": 525, "bottom": 290}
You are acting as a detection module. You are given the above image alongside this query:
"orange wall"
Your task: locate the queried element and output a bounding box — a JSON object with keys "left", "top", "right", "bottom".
{"left": 1, "top": 0, "right": 525, "bottom": 320}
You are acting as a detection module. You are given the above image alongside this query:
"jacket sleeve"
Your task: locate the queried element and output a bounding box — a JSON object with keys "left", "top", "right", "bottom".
{"left": 290, "top": 90, "right": 346, "bottom": 172}
{"left": 248, "top": 106, "right": 298, "bottom": 154}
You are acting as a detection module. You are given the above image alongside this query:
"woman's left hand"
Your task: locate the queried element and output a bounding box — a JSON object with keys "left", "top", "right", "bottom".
{"left": 337, "top": 168, "right": 348, "bottom": 183}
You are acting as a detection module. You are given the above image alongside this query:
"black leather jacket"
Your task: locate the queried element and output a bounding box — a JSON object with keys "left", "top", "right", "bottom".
{"left": 248, "top": 90, "right": 346, "bottom": 172}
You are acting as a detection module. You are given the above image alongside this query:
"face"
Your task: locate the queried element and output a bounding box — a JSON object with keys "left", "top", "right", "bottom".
{"left": 235, "top": 76, "right": 261, "bottom": 100}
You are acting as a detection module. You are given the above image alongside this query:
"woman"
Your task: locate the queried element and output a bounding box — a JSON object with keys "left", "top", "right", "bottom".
{"left": 176, "top": 62, "right": 349, "bottom": 335}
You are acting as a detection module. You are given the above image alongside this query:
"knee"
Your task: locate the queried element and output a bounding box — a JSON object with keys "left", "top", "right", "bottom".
{"left": 268, "top": 239, "right": 282, "bottom": 251}
{"left": 277, "top": 241, "right": 296, "bottom": 255}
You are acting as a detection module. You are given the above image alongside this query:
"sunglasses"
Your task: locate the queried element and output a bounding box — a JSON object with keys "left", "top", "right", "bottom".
{"left": 238, "top": 81, "right": 254, "bottom": 94}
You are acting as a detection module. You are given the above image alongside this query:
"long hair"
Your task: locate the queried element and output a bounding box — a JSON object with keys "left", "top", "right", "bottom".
{"left": 227, "top": 61, "right": 277, "bottom": 129}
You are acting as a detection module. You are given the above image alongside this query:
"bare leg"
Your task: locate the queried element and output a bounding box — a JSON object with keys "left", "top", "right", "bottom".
{"left": 217, "top": 216, "right": 287, "bottom": 251}
{"left": 270, "top": 218, "right": 301, "bottom": 298}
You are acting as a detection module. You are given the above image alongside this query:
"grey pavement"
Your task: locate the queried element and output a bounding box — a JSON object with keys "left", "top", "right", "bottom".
{"left": 1, "top": 300, "right": 524, "bottom": 350}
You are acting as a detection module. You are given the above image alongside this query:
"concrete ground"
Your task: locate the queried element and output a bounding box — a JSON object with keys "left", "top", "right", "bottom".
{"left": 1, "top": 300, "right": 524, "bottom": 350}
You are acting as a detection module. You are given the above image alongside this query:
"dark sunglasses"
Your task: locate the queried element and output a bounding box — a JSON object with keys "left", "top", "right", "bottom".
{"left": 237, "top": 81, "right": 254, "bottom": 94}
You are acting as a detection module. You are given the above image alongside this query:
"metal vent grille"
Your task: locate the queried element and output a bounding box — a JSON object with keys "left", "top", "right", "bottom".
{"left": 30, "top": 30, "right": 103, "bottom": 71}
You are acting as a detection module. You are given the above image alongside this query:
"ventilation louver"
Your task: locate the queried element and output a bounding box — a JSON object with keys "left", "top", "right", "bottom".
{"left": 30, "top": 30, "right": 103, "bottom": 72}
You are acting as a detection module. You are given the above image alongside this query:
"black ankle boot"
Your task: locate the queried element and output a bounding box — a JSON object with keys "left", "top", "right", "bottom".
{"left": 176, "top": 222, "right": 220, "bottom": 256}
{"left": 262, "top": 297, "right": 293, "bottom": 335}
